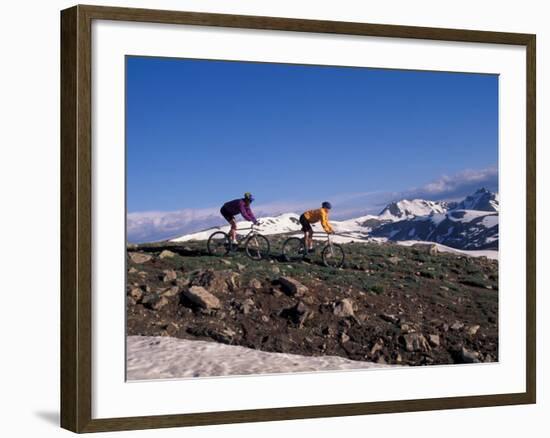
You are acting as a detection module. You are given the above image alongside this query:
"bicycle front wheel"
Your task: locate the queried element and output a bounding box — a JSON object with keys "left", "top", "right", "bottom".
{"left": 281, "top": 237, "right": 306, "bottom": 262}
{"left": 322, "top": 243, "right": 345, "bottom": 268}
{"left": 245, "top": 234, "right": 270, "bottom": 260}
{"left": 207, "top": 231, "right": 230, "bottom": 256}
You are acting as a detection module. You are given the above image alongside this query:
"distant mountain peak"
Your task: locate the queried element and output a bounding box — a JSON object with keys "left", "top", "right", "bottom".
{"left": 455, "top": 188, "right": 499, "bottom": 212}
{"left": 378, "top": 199, "right": 449, "bottom": 221}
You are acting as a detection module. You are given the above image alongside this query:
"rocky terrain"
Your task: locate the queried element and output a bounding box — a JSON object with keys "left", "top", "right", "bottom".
{"left": 126, "top": 236, "right": 499, "bottom": 368}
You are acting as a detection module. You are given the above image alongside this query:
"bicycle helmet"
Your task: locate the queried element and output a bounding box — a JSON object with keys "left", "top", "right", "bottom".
{"left": 322, "top": 201, "right": 332, "bottom": 209}
{"left": 244, "top": 192, "right": 255, "bottom": 203}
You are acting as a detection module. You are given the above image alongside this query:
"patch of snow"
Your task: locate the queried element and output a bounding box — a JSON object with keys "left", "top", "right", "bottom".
{"left": 127, "top": 336, "right": 393, "bottom": 380}
{"left": 481, "top": 215, "right": 499, "bottom": 228}
{"left": 396, "top": 240, "right": 498, "bottom": 260}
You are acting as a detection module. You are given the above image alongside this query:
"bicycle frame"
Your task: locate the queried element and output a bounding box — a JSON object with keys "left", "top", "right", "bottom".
{"left": 235, "top": 224, "right": 261, "bottom": 245}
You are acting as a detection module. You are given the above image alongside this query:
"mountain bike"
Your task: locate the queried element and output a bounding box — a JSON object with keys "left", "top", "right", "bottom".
{"left": 281, "top": 232, "right": 345, "bottom": 268}
{"left": 207, "top": 224, "right": 270, "bottom": 260}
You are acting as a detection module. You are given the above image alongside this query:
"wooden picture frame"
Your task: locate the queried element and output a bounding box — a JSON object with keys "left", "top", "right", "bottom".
{"left": 61, "top": 4, "right": 536, "bottom": 433}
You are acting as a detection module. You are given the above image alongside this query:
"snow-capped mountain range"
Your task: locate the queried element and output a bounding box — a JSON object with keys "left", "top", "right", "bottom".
{"left": 172, "top": 188, "right": 499, "bottom": 251}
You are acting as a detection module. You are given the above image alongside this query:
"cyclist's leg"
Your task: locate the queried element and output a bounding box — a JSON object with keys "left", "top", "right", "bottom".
{"left": 221, "top": 207, "right": 237, "bottom": 243}
{"left": 299, "top": 214, "right": 313, "bottom": 250}
{"left": 229, "top": 218, "right": 237, "bottom": 243}
{"left": 307, "top": 230, "right": 314, "bottom": 250}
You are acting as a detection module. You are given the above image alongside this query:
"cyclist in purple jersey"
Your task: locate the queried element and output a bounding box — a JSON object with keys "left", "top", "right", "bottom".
{"left": 220, "top": 192, "right": 259, "bottom": 243}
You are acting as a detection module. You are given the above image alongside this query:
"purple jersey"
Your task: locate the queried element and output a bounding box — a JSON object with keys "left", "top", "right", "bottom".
{"left": 222, "top": 199, "right": 257, "bottom": 223}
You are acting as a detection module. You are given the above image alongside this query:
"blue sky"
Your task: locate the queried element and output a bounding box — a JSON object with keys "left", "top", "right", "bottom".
{"left": 126, "top": 56, "right": 498, "bottom": 241}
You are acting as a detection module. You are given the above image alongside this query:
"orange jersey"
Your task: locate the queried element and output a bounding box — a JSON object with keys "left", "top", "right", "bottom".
{"left": 303, "top": 208, "right": 333, "bottom": 233}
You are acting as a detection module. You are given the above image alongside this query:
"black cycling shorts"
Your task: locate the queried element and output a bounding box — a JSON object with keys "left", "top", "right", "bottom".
{"left": 299, "top": 214, "right": 313, "bottom": 232}
{"left": 220, "top": 206, "right": 235, "bottom": 223}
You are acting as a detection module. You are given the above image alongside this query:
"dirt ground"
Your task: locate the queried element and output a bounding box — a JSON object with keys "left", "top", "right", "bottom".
{"left": 126, "top": 238, "right": 498, "bottom": 366}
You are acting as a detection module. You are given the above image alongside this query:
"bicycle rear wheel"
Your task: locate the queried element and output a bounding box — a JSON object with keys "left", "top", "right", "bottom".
{"left": 322, "top": 243, "right": 345, "bottom": 268}
{"left": 207, "top": 231, "right": 230, "bottom": 256}
{"left": 245, "top": 234, "right": 270, "bottom": 260}
{"left": 281, "top": 237, "right": 306, "bottom": 262}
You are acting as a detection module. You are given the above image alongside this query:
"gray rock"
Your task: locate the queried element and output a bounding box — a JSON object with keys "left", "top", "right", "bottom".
{"left": 129, "top": 252, "right": 152, "bottom": 264}
{"left": 402, "top": 333, "right": 431, "bottom": 352}
{"left": 191, "top": 269, "right": 240, "bottom": 293}
{"left": 248, "top": 278, "right": 263, "bottom": 289}
{"left": 400, "top": 323, "right": 416, "bottom": 334}
{"left": 370, "top": 340, "right": 384, "bottom": 355}
{"left": 333, "top": 298, "right": 355, "bottom": 318}
{"left": 241, "top": 298, "right": 255, "bottom": 315}
{"left": 388, "top": 256, "right": 402, "bottom": 265}
{"left": 152, "top": 296, "right": 169, "bottom": 310}
{"left": 165, "top": 322, "right": 179, "bottom": 336}
{"left": 428, "top": 334, "right": 440, "bottom": 347}
{"left": 129, "top": 287, "right": 143, "bottom": 302}
{"left": 467, "top": 325, "right": 481, "bottom": 335}
{"left": 160, "top": 286, "right": 179, "bottom": 297}
{"left": 279, "top": 276, "right": 308, "bottom": 296}
{"left": 141, "top": 293, "right": 168, "bottom": 310}
{"left": 380, "top": 313, "right": 400, "bottom": 325}
{"left": 460, "top": 347, "right": 481, "bottom": 363}
{"left": 159, "top": 250, "right": 177, "bottom": 259}
{"left": 450, "top": 321, "right": 465, "bottom": 331}
{"left": 183, "top": 286, "right": 221, "bottom": 309}
{"left": 162, "top": 269, "right": 177, "bottom": 282}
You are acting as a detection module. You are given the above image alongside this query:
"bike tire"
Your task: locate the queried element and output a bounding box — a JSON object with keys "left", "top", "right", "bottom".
{"left": 207, "top": 231, "right": 231, "bottom": 256}
{"left": 244, "top": 234, "right": 270, "bottom": 260}
{"left": 322, "top": 243, "right": 345, "bottom": 268}
{"left": 281, "top": 237, "right": 306, "bottom": 262}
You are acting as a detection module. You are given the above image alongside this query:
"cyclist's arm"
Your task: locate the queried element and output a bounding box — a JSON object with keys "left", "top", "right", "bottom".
{"left": 240, "top": 201, "right": 257, "bottom": 223}
{"left": 320, "top": 209, "right": 334, "bottom": 233}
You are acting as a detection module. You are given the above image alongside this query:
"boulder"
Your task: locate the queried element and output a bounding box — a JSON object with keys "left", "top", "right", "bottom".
{"left": 141, "top": 293, "right": 168, "bottom": 310}
{"left": 159, "top": 250, "right": 177, "bottom": 259}
{"left": 152, "top": 296, "right": 169, "bottom": 310}
{"left": 182, "top": 286, "right": 221, "bottom": 310}
{"left": 281, "top": 301, "right": 311, "bottom": 327}
{"left": 370, "top": 339, "right": 384, "bottom": 355}
{"left": 248, "top": 278, "right": 263, "bottom": 289}
{"left": 459, "top": 347, "right": 481, "bottom": 363}
{"left": 333, "top": 298, "right": 355, "bottom": 318}
{"left": 428, "top": 334, "right": 440, "bottom": 347}
{"left": 160, "top": 286, "right": 179, "bottom": 297}
{"left": 380, "top": 313, "right": 400, "bottom": 325}
{"left": 129, "top": 287, "right": 143, "bottom": 302}
{"left": 388, "top": 256, "right": 402, "bottom": 265}
{"left": 402, "top": 333, "right": 431, "bottom": 352}
{"left": 191, "top": 270, "right": 240, "bottom": 293}
{"left": 162, "top": 269, "right": 177, "bottom": 282}
{"left": 450, "top": 321, "right": 465, "bottom": 331}
{"left": 241, "top": 298, "right": 255, "bottom": 315}
{"left": 129, "top": 252, "right": 152, "bottom": 264}
{"left": 278, "top": 276, "right": 308, "bottom": 296}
